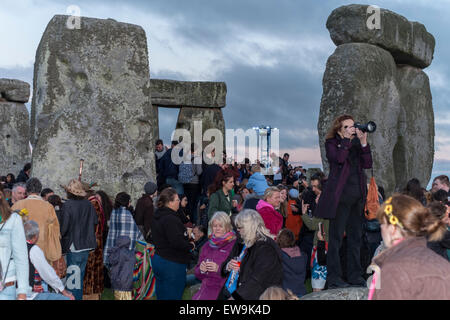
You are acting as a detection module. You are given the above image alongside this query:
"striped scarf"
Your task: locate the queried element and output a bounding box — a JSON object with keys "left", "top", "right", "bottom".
{"left": 208, "top": 231, "right": 236, "bottom": 249}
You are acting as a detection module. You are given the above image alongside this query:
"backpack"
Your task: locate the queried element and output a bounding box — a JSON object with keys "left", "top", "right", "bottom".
{"left": 178, "top": 158, "right": 195, "bottom": 184}
{"left": 365, "top": 176, "right": 380, "bottom": 220}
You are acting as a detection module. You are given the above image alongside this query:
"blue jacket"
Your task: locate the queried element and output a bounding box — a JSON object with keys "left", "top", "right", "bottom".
{"left": 0, "top": 213, "right": 29, "bottom": 295}
{"left": 246, "top": 172, "right": 269, "bottom": 196}
{"left": 158, "top": 148, "right": 179, "bottom": 180}
{"left": 106, "top": 236, "right": 135, "bottom": 291}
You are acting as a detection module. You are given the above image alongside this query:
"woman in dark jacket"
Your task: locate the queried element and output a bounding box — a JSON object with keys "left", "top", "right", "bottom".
{"left": 151, "top": 187, "right": 195, "bottom": 300}
{"left": 134, "top": 181, "right": 157, "bottom": 242}
{"left": 315, "top": 115, "right": 372, "bottom": 288}
{"left": 220, "top": 209, "right": 283, "bottom": 300}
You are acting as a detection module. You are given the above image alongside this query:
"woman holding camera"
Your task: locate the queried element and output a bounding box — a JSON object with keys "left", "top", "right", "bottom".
{"left": 315, "top": 114, "right": 373, "bottom": 288}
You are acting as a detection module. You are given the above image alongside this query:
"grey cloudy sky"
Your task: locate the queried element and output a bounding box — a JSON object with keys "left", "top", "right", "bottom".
{"left": 1, "top": 0, "right": 449, "bottom": 185}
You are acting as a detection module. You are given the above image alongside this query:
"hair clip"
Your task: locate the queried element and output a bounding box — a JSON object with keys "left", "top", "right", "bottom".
{"left": 384, "top": 197, "right": 404, "bottom": 229}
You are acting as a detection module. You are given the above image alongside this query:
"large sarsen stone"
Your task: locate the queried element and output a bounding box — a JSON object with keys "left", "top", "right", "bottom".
{"left": 318, "top": 43, "right": 401, "bottom": 196}
{"left": 31, "top": 15, "right": 156, "bottom": 201}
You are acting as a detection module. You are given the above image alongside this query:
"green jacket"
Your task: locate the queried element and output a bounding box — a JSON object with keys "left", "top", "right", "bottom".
{"left": 207, "top": 189, "right": 232, "bottom": 220}
{"left": 301, "top": 214, "right": 329, "bottom": 247}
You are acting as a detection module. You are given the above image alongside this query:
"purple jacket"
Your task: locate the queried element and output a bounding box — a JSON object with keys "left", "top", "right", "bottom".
{"left": 315, "top": 135, "right": 372, "bottom": 219}
{"left": 193, "top": 238, "right": 236, "bottom": 300}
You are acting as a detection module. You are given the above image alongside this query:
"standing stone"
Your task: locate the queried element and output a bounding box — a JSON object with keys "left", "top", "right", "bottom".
{"left": 327, "top": 4, "right": 435, "bottom": 68}
{"left": 318, "top": 43, "right": 401, "bottom": 195}
{"left": 393, "top": 65, "right": 434, "bottom": 191}
{"left": 31, "top": 15, "right": 156, "bottom": 202}
{"left": 0, "top": 101, "right": 31, "bottom": 176}
{"left": 176, "top": 107, "right": 226, "bottom": 151}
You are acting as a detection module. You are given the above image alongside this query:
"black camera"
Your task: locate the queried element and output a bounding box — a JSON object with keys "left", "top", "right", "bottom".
{"left": 354, "top": 121, "right": 376, "bottom": 133}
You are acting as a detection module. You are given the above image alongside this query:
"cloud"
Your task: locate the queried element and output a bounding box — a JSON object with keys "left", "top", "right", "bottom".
{"left": 1, "top": 0, "right": 450, "bottom": 172}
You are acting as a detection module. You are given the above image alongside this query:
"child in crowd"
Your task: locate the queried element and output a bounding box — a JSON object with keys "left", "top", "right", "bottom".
{"left": 276, "top": 228, "right": 307, "bottom": 298}
{"left": 301, "top": 201, "right": 329, "bottom": 292}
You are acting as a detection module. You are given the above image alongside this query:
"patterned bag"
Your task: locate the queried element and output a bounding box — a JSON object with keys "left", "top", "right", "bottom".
{"left": 132, "top": 241, "right": 156, "bottom": 300}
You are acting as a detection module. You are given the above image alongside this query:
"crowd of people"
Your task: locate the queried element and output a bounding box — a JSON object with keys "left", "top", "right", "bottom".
{"left": 0, "top": 116, "right": 449, "bottom": 300}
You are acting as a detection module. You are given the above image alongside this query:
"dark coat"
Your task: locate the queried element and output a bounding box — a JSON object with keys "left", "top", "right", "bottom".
{"left": 280, "top": 246, "right": 307, "bottom": 297}
{"left": 158, "top": 148, "right": 179, "bottom": 180}
{"left": 201, "top": 164, "right": 221, "bottom": 194}
{"left": 134, "top": 194, "right": 154, "bottom": 242}
{"left": 315, "top": 135, "right": 372, "bottom": 219}
{"left": 427, "top": 230, "right": 450, "bottom": 261}
{"left": 151, "top": 206, "right": 194, "bottom": 264}
{"left": 106, "top": 236, "right": 135, "bottom": 291}
{"left": 221, "top": 236, "right": 283, "bottom": 300}
{"left": 16, "top": 170, "right": 29, "bottom": 183}
{"left": 60, "top": 199, "right": 98, "bottom": 254}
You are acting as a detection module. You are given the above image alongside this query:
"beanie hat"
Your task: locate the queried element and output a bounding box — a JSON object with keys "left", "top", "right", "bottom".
{"left": 289, "top": 188, "right": 299, "bottom": 199}
{"left": 144, "top": 181, "right": 157, "bottom": 195}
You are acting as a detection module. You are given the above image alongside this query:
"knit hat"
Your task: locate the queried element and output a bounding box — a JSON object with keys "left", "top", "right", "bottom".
{"left": 144, "top": 181, "right": 157, "bottom": 195}
{"left": 289, "top": 188, "right": 299, "bottom": 199}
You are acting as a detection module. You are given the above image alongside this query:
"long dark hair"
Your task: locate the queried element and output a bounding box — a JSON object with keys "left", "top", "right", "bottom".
{"left": 0, "top": 191, "right": 12, "bottom": 222}
{"left": 325, "top": 114, "right": 354, "bottom": 140}
{"left": 404, "top": 178, "right": 425, "bottom": 203}
{"left": 97, "top": 190, "right": 113, "bottom": 222}
{"left": 157, "top": 187, "right": 178, "bottom": 209}
{"left": 211, "top": 171, "right": 234, "bottom": 194}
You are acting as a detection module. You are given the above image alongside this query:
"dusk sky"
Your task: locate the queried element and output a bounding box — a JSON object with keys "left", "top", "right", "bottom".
{"left": 1, "top": 0, "right": 449, "bottom": 187}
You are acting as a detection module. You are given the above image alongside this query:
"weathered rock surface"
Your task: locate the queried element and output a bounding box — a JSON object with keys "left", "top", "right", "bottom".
{"left": 327, "top": 4, "right": 435, "bottom": 68}
{"left": 318, "top": 43, "right": 401, "bottom": 196}
{"left": 151, "top": 79, "right": 226, "bottom": 108}
{"left": 175, "top": 107, "right": 226, "bottom": 151}
{"left": 393, "top": 65, "right": 434, "bottom": 191}
{"left": 300, "top": 287, "right": 369, "bottom": 300}
{"left": 0, "top": 101, "right": 31, "bottom": 175}
{"left": 0, "top": 78, "right": 30, "bottom": 103}
{"left": 31, "top": 15, "right": 156, "bottom": 201}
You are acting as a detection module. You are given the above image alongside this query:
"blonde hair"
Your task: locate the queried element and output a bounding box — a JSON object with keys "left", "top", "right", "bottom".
{"left": 259, "top": 286, "right": 299, "bottom": 300}
{"left": 376, "top": 193, "right": 447, "bottom": 242}
{"left": 263, "top": 186, "right": 280, "bottom": 201}
{"left": 208, "top": 211, "right": 233, "bottom": 234}
{"left": 234, "top": 209, "right": 273, "bottom": 247}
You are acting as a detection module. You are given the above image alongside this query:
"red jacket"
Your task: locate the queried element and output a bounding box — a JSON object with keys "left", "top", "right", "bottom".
{"left": 256, "top": 200, "right": 283, "bottom": 237}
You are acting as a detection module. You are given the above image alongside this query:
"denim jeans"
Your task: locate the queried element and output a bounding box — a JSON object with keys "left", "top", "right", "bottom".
{"left": 65, "top": 250, "right": 90, "bottom": 300}
{"left": 0, "top": 285, "right": 16, "bottom": 300}
{"left": 34, "top": 292, "right": 70, "bottom": 300}
{"left": 166, "top": 178, "right": 184, "bottom": 195}
{"left": 152, "top": 254, "right": 187, "bottom": 300}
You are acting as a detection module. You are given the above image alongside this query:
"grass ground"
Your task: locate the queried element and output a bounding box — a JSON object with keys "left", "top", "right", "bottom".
{"left": 101, "top": 278, "right": 313, "bottom": 300}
